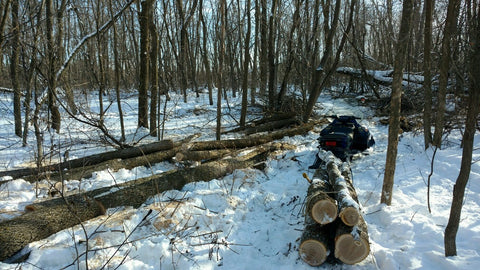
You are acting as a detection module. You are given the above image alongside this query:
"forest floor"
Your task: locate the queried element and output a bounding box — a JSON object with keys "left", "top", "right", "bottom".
{"left": 0, "top": 88, "right": 479, "bottom": 269}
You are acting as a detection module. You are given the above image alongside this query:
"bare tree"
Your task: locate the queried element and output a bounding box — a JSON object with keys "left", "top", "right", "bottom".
{"left": 423, "top": 0, "right": 434, "bottom": 149}
{"left": 0, "top": 0, "right": 11, "bottom": 72}
{"left": 444, "top": 4, "right": 480, "bottom": 257}
{"left": 199, "top": 0, "right": 214, "bottom": 105}
{"left": 46, "top": 0, "right": 62, "bottom": 133}
{"left": 216, "top": 0, "right": 226, "bottom": 140}
{"left": 149, "top": 3, "right": 159, "bottom": 137}
{"left": 381, "top": 0, "right": 414, "bottom": 206}
{"left": 240, "top": 0, "right": 252, "bottom": 127}
{"left": 303, "top": 0, "right": 342, "bottom": 122}
{"left": 277, "top": 0, "right": 301, "bottom": 110}
{"left": 138, "top": 0, "right": 153, "bottom": 129}
{"left": 10, "top": 0, "right": 21, "bottom": 137}
{"left": 109, "top": 0, "right": 126, "bottom": 142}
{"left": 432, "top": 0, "right": 461, "bottom": 147}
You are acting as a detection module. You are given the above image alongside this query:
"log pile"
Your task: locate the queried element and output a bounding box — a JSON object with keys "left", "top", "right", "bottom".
{"left": 299, "top": 151, "right": 370, "bottom": 266}
{"left": 0, "top": 123, "right": 314, "bottom": 262}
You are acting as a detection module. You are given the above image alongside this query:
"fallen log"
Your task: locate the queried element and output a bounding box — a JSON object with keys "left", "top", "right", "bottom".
{"left": 1, "top": 124, "right": 312, "bottom": 183}
{"left": 223, "top": 111, "right": 296, "bottom": 134}
{"left": 0, "top": 143, "right": 285, "bottom": 262}
{"left": 299, "top": 218, "right": 333, "bottom": 266}
{"left": 0, "top": 140, "right": 175, "bottom": 180}
{"left": 334, "top": 214, "right": 370, "bottom": 264}
{"left": 175, "top": 149, "right": 232, "bottom": 162}
{"left": 326, "top": 160, "right": 360, "bottom": 227}
{"left": 188, "top": 122, "right": 314, "bottom": 151}
{"left": 243, "top": 118, "right": 298, "bottom": 135}
{"left": 22, "top": 148, "right": 180, "bottom": 183}
{"left": 304, "top": 169, "right": 337, "bottom": 225}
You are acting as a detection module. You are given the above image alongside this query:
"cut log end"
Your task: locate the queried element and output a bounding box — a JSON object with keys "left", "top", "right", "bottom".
{"left": 334, "top": 233, "right": 370, "bottom": 265}
{"left": 299, "top": 239, "right": 328, "bottom": 266}
{"left": 311, "top": 200, "right": 337, "bottom": 225}
{"left": 339, "top": 207, "right": 360, "bottom": 226}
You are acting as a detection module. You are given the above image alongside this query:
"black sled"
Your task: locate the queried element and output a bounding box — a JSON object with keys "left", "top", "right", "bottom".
{"left": 309, "top": 115, "right": 375, "bottom": 169}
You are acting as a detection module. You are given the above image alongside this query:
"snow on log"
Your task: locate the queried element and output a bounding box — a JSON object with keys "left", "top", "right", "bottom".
{"left": 305, "top": 169, "right": 337, "bottom": 225}
{"left": 316, "top": 149, "right": 361, "bottom": 227}
{"left": 326, "top": 160, "right": 360, "bottom": 227}
{"left": 188, "top": 122, "right": 314, "bottom": 151}
{"left": 336, "top": 67, "right": 424, "bottom": 88}
{"left": 0, "top": 143, "right": 285, "bottom": 262}
{"left": 1, "top": 122, "right": 311, "bottom": 183}
{"left": 334, "top": 214, "right": 370, "bottom": 264}
{"left": 0, "top": 140, "right": 175, "bottom": 180}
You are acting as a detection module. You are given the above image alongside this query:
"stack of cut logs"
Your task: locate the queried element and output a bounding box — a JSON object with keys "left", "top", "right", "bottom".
{"left": 299, "top": 151, "right": 370, "bottom": 266}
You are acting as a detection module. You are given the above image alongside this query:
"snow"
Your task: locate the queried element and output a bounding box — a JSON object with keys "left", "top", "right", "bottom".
{"left": 0, "top": 89, "right": 479, "bottom": 270}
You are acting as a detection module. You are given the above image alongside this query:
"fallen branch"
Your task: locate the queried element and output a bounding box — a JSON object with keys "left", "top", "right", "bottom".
{"left": 0, "top": 143, "right": 286, "bottom": 261}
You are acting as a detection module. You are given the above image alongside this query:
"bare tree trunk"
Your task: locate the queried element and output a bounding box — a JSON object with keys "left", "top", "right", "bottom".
{"left": 267, "top": 0, "right": 278, "bottom": 110}
{"left": 217, "top": 0, "right": 226, "bottom": 140}
{"left": 149, "top": 6, "right": 159, "bottom": 137}
{"left": 138, "top": 0, "right": 152, "bottom": 128}
{"left": 423, "top": 0, "right": 434, "bottom": 149}
{"left": 0, "top": 1, "right": 11, "bottom": 58}
{"left": 251, "top": 0, "right": 259, "bottom": 105}
{"left": 432, "top": 0, "right": 461, "bottom": 147}
{"left": 46, "top": 0, "right": 61, "bottom": 133}
{"left": 199, "top": 0, "right": 213, "bottom": 106}
{"left": 444, "top": 8, "right": 480, "bottom": 257}
{"left": 10, "top": 0, "right": 21, "bottom": 137}
{"left": 259, "top": 0, "right": 268, "bottom": 97}
{"left": 240, "top": 0, "right": 252, "bottom": 127}
{"left": 381, "top": 0, "right": 414, "bottom": 205}
{"left": 109, "top": 0, "right": 126, "bottom": 142}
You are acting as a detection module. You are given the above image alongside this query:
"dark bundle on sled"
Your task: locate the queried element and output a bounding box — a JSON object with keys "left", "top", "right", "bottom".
{"left": 310, "top": 116, "right": 374, "bottom": 168}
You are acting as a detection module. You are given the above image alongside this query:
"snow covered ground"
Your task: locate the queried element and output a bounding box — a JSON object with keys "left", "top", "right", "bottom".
{"left": 0, "top": 89, "right": 479, "bottom": 270}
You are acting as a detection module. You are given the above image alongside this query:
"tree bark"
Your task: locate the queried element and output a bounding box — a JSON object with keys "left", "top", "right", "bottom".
{"left": 46, "top": 0, "right": 61, "bottom": 133}
{"left": 0, "top": 145, "right": 279, "bottom": 261}
{"left": 381, "top": 0, "right": 414, "bottom": 205}
{"left": 444, "top": 8, "right": 480, "bottom": 256}
{"left": 138, "top": 0, "right": 152, "bottom": 128}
